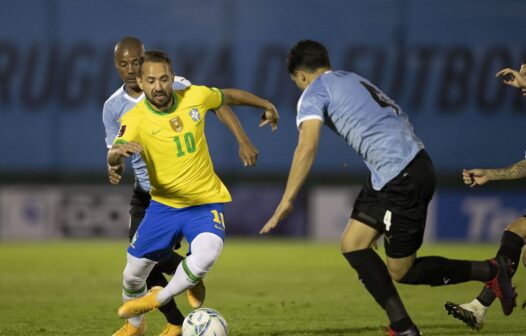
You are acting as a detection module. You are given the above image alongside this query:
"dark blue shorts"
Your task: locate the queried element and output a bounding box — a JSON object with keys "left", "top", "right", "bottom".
{"left": 128, "top": 201, "right": 226, "bottom": 260}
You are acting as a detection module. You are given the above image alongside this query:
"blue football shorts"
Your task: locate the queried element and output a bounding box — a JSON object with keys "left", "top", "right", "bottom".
{"left": 128, "top": 200, "right": 226, "bottom": 260}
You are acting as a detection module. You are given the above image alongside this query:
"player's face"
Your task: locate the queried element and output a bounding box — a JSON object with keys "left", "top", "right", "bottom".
{"left": 114, "top": 47, "right": 143, "bottom": 91}
{"left": 138, "top": 61, "right": 174, "bottom": 111}
{"left": 290, "top": 71, "right": 308, "bottom": 91}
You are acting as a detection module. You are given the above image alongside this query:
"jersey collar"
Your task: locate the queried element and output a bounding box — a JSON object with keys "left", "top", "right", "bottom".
{"left": 144, "top": 92, "right": 179, "bottom": 116}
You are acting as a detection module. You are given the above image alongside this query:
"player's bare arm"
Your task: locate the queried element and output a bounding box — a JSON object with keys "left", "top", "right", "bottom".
{"left": 214, "top": 104, "right": 259, "bottom": 167}
{"left": 221, "top": 88, "right": 279, "bottom": 132}
{"left": 496, "top": 66, "right": 526, "bottom": 89}
{"left": 260, "top": 119, "right": 323, "bottom": 234}
{"left": 463, "top": 159, "right": 526, "bottom": 187}
{"left": 107, "top": 142, "right": 143, "bottom": 184}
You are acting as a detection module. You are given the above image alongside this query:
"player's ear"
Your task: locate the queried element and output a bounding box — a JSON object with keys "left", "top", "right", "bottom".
{"left": 136, "top": 75, "right": 144, "bottom": 90}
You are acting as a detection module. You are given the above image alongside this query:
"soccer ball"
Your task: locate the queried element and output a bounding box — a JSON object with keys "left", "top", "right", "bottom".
{"left": 182, "top": 308, "right": 228, "bottom": 336}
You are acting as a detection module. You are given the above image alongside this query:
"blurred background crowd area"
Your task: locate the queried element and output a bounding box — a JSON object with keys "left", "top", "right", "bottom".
{"left": 0, "top": 0, "right": 525, "bottom": 242}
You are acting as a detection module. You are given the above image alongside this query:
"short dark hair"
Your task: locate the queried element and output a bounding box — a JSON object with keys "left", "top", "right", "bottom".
{"left": 139, "top": 50, "right": 172, "bottom": 76}
{"left": 287, "top": 40, "right": 331, "bottom": 74}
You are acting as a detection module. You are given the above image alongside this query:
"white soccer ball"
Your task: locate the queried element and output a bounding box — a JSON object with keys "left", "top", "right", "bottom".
{"left": 182, "top": 307, "right": 228, "bottom": 336}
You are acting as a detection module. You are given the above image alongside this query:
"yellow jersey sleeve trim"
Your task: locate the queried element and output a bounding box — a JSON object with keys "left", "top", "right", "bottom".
{"left": 211, "top": 87, "right": 224, "bottom": 110}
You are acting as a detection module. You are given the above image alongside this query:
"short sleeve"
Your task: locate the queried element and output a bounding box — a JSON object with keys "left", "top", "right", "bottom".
{"left": 296, "top": 82, "right": 328, "bottom": 129}
{"left": 102, "top": 101, "right": 121, "bottom": 148}
{"left": 113, "top": 113, "right": 139, "bottom": 145}
{"left": 202, "top": 87, "right": 224, "bottom": 111}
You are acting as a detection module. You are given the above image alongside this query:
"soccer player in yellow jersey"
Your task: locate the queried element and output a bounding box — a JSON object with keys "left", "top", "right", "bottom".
{"left": 107, "top": 50, "right": 279, "bottom": 324}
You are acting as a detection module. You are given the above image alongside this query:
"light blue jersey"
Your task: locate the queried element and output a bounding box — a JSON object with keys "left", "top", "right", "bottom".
{"left": 102, "top": 76, "right": 191, "bottom": 192}
{"left": 296, "top": 70, "right": 424, "bottom": 190}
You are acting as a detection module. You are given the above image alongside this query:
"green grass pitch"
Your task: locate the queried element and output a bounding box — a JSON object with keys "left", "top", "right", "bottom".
{"left": 0, "top": 239, "right": 524, "bottom": 335}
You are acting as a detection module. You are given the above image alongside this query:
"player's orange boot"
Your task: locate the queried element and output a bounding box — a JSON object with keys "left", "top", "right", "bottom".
{"left": 112, "top": 319, "right": 146, "bottom": 336}
{"left": 186, "top": 280, "right": 206, "bottom": 308}
{"left": 159, "top": 323, "right": 182, "bottom": 336}
{"left": 118, "top": 286, "right": 163, "bottom": 319}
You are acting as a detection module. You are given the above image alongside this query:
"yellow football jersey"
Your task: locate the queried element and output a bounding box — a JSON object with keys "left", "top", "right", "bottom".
{"left": 114, "top": 85, "right": 232, "bottom": 208}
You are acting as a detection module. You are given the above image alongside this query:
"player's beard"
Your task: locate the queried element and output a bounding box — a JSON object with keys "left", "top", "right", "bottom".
{"left": 148, "top": 89, "right": 172, "bottom": 110}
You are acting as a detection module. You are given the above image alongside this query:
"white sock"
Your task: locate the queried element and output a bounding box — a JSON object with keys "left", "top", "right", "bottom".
{"left": 471, "top": 299, "right": 488, "bottom": 311}
{"left": 122, "top": 253, "right": 156, "bottom": 327}
{"left": 157, "top": 232, "right": 223, "bottom": 305}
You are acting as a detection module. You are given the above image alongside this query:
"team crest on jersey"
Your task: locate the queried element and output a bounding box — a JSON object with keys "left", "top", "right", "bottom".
{"left": 169, "top": 116, "right": 184, "bottom": 133}
{"left": 189, "top": 107, "right": 201, "bottom": 122}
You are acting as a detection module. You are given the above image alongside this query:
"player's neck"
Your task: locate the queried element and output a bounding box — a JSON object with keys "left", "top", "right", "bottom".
{"left": 125, "top": 85, "right": 143, "bottom": 98}
{"left": 305, "top": 67, "right": 331, "bottom": 86}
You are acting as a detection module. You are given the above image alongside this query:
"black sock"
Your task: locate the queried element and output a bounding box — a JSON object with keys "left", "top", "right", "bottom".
{"left": 156, "top": 250, "right": 185, "bottom": 275}
{"left": 158, "top": 301, "right": 185, "bottom": 325}
{"left": 476, "top": 230, "right": 525, "bottom": 307}
{"left": 147, "top": 267, "right": 184, "bottom": 325}
{"left": 399, "top": 256, "right": 494, "bottom": 286}
{"left": 343, "top": 249, "right": 413, "bottom": 331}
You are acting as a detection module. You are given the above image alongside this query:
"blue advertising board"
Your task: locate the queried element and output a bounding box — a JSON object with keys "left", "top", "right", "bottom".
{"left": 1, "top": 0, "right": 525, "bottom": 176}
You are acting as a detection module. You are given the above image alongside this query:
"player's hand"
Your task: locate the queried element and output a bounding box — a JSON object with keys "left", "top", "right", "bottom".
{"left": 113, "top": 141, "right": 143, "bottom": 158}
{"left": 259, "top": 102, "right": 279, "bottom": 132}
{"left": 239, "top": 140, "right": 259, "bottom": 167}
{"left": 463, "top": 168, "right": 489, "bottom": 187}
{"left": 496, "top": 67, "right": 526, "bottom": 89}
{"left": 108, "top": 163, "right": 124, "bottom": 184}
{"left": 259, "top": 199, "right": 293, "bottom": 234}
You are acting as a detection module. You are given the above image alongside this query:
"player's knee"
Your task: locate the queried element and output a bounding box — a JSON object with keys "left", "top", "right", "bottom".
{"left": 506, "top": 218, "right": 526, "bottom": 240}
{"left": 123, "top": 253, "right": 156, "bottom": 290}
{"left": 187, "top": 232, "right": 224, "bottom": 277}
{"left": 387, "top": 265, "right": 410, "bottom": 282}
{"left": 123, "top": 267, "right": 147, "bottom": 290}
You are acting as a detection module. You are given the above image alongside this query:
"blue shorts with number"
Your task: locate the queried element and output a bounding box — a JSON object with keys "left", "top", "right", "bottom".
{"left": 128, "top": 200, "right": 226, "bottom": 260}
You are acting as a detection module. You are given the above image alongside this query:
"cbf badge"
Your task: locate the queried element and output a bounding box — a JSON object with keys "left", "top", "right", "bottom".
{"left": 189, "top": 107, "right": 201, "bottom": 122}
{"left": 169, "top": 116, "right": 184, "bottom": 133}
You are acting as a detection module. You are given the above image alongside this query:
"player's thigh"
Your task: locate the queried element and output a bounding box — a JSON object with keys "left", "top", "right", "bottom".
{"left": 379, "top": 151, "right": 434, "bottom": 259}
{"left": 341, "top": 218, "right": 380, "bottom": 253}
{"left": 506, "top": 216, "right": 526, "bottom": 239}
{"left": 345, "top": 179, "right": 386, "bottom": 253}
{"left": 182, "top": 203, "right": 226, "bottom": 252}
{"left": 128, "top": 201, "right": 183, "bottom": 260}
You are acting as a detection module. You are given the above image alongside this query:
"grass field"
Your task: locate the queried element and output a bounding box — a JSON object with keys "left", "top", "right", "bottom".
{"left": 0, "top": 239, "right": 525, "bottom": 335}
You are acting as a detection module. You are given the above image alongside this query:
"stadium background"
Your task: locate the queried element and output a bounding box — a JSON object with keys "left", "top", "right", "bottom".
{"left": 1, "top": 0, "right": 525, "bottom": 242}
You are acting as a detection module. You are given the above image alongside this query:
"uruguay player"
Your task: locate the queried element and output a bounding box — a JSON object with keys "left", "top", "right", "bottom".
{"left": 108, "top": 50, "right": 278, "bottom": 329}
{"left": 260, "top": 40, "right": 515, "bottom": 336}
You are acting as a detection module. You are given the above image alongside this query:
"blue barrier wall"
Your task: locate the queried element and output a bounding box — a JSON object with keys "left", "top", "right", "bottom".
{"left": 1, "top": 0, "right": 525, "bottom": 175}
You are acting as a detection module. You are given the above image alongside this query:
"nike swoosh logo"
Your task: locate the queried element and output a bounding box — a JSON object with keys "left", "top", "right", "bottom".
{"left": 443, "top": 277, "right": 451, "bottom": 284}
{"left": 152, "top": 128, "right": 163, "bottom": 135}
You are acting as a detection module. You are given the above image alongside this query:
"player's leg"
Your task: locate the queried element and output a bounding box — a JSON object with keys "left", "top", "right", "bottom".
{"left": 154, "top": 241, "right": 206, "bottom": 309}
{"left": 119, "top": 203, "right": 225, "bottom": 318}
{"left": 157, "top": 204, "right": 226, "bottom": 304}
{"left": 129, "top": 190, "right": 186, "bottom": 332}
{"left": 342, "top": 178, "right": 420, "bottom": 336}
{"left": 445, "top": 216, "right": 526, "bottom": 329}
{"left": 117, "top": 201, "right": 185, "bottom": 322}
{"left": 113, "top": 250, "right": 155, "bottom": 336}
{"left": 381, "top": 152, "right": 514, "bottom": 315}
{"left": 341, "top": 219, "right": 420, "bottom": 335}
